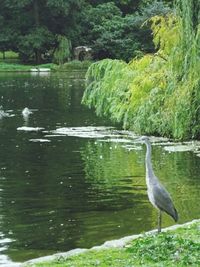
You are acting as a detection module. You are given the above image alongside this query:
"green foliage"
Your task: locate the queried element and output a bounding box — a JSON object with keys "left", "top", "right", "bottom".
{"left": 127, "top": 232, "right": 200, "bottom": 265}
{"left": 87, "top": 0, "right": 173, "bottom": 14}
{"left": 83, "top": 1, "right": 200, "bottom": 140}
{"left": 54, "top": 60, "right": 92, "bottom": 70}
{"left": 0, "top": 62, "right": 56, "bottom": 71}
{"left": 53, "top": 36, "right": 72, "bottom": 65}
{"left": 0, "top": 0, "right": 172, "bottom": 63}
{"left": 0, "top": 51, "right": 18, "bottom": 59}
{"left": 0, "top": 0, "right": 83, "bottom": 63}
{"left": 18, "top": 27, "right": 54, "bottom": 63}
{"left": 87, "top": 0, "right": 142, "bottom": 14}
{"left": 80, "top": 1, "right": 171, "bottom": 61}
{"left": 31, "top": 222, "right": 200, "bottom": 267}
{"left": 83, "top": 59, "right": 132, "bottom": 123}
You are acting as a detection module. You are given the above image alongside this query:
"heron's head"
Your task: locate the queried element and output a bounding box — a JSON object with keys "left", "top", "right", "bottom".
{"left": 137, "top": 136, "right": 150, "bottom": 144}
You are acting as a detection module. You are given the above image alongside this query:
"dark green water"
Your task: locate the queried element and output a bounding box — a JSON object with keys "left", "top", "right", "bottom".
{"left": 0, "top": 72, "right": 199, "bottom": 265}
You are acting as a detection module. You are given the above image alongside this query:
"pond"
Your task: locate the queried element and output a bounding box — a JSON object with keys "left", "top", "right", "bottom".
{"left": 0, "top": 71, "right": 199, "bottom": 266}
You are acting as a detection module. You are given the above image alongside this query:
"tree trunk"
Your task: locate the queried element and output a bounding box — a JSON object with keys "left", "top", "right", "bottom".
{"left": 33, "top": 0, "right": 41, "bottom": 64}
{"left": 35, "top": 50, "right": 41, "bottom": 65}
{"left": 33, "top": 0, "right": 39, "bottom": 27}
{"left": 2, "top": 51, "right": 5, "bottom": 60}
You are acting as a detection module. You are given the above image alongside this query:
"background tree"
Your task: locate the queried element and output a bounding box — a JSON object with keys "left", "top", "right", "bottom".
{"left": 0, "top": 0, "right": 172, "bottom": 63}
{"left": 80, "top": 1, "right": 171, "bottom": 61}
{"left": 53, "top": 35, "right": 72, "bottom": 65}
{"left": 0, "top": 0, "right": 83, "bottom": 63}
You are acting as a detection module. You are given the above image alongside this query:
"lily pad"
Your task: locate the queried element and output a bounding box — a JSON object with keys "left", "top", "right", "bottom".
{"left": 123, "top": 144, "right": 143, "bottom": 151}
{"left": 164, "top": 145, "right": 195, "bottom": 152}
{"left": 98, "top": 138, "right": 133, "bottom": 143}
{"left": 48, "top": 126, "right": 116, "bottom": 139}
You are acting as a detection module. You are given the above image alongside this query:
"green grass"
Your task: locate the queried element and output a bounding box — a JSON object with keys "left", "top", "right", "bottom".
{"left": 55, "top": 60, "right": 93, "bottom": 71}
{"left": 0, "top": 61, "right": 91, "bottom": 72}
{"left": 0, "top": 51, "right": 92, "bottom": 71}
{"left": 0, "top": 62, "right": 56, "bottom": 71}
{"left": 26, "top": 222, "right": 200, "bottom": 267}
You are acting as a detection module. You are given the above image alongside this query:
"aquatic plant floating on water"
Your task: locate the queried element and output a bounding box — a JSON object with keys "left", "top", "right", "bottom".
{"left": 46, "top": 126, "right": 116, "bottom": 139}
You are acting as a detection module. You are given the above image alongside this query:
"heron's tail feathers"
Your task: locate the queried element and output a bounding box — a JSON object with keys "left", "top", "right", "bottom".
{"left": 165, "top": 206, "right": 178, "bottom": 222}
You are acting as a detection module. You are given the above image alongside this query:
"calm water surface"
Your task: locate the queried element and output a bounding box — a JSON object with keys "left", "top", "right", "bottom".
{"left": 0, "top": 72, "right": 199, "bottom": 265}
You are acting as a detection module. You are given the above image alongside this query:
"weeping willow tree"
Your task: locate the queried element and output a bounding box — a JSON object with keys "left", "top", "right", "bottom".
{"left": 174, "top": 0, "right": 200, "bottom": 138}
{"left": 54, "top": 35, "right": 72, "bottom": 65}
{"left": 82, "top": 0, "right": 200, "bottom": 140}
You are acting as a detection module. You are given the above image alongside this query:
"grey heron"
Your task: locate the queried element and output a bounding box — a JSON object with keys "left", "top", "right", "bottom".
{"left": 139, "top": 136, "right": 178, "bottom": 233}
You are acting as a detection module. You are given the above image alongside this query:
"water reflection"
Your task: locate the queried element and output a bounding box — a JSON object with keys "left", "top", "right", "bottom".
{"left": 0, "top": 72, "right": 199, "bottom": 264}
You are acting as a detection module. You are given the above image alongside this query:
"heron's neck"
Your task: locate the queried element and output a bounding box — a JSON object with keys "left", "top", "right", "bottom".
{"left": 145, "top": 141, "right": 154, "bottom": 179}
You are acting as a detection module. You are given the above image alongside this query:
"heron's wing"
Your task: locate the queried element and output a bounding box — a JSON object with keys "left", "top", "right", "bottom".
{"left": 152, "top": 180, "right": 176, "bottom": 219}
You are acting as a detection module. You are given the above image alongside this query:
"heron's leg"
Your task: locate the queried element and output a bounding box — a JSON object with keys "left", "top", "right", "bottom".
{"left": 158, "top": 210, "right": 162, "bottom": 233}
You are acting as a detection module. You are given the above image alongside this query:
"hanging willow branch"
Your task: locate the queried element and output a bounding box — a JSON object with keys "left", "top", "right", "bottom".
{"left": 82, "top": 0, "right": 200, "bottom": 140}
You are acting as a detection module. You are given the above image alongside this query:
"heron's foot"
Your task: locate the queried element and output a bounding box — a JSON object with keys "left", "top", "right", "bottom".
{"left": 157, "top": 228, "right": 161, "bottom": 234}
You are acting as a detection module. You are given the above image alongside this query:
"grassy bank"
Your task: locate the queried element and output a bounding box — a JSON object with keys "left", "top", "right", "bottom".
{"left": 54, "top": 60, "right": 92, "bottom": 71}
{"left": 0, "top": 62, "right": 56, "bottom": 72}
{"left": 25, "top": 221, "right": 200, "bottom": 267}
{"left": 0, "top": 60, "right": 92, "bottom": 72}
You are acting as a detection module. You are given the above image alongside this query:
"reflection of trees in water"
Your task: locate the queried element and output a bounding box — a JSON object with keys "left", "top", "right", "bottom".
{"left": 154, "top": 148, "right": 200, "bottom": 221}
{"left": 81, "top": 141, "right": 200, "bottom": 229}
{"left": 0, "top": 72, "right": 85, "bottom": 112}
{"left": 80, "top": 141, "right": 154, "bottom": 235}
{"left": 0, "top": 72, "right": 111, "bottom": 262}
{"left": 81, "top": 141, "right": 145, "bottom": 194}
{"left": 0, "top": 136, "right": 151, "bottom": 262}
{"left": 0, "top": 73, "right": 199, "bottom": 262}
{"left": 0, "top": 139, "right": 88, "bottom": 262}
{"left": 0, "top": 135, "right": 199, "bottom": 262}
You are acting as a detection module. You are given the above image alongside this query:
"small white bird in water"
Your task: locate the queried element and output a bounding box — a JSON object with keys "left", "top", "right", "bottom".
{"left": 138, "top": 136, "right": 178, "bottom": 233}
{"left": 0, "top": 106, "right": 9, "bottom": 119}
{"left": 22, "top": 107, "right": 32, "bottom": 117}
